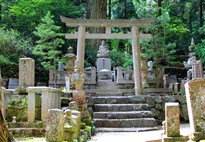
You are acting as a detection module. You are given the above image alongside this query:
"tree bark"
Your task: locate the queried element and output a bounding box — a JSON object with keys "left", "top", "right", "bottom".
{"left": 0, "top": 70, "right": 15, "bottom": 142}
{"left": 124, "top": 0, "right": 127, "bottom": 19}
{"left": 157, "top": 0, "right": 162, "bottom": 17}
{"left": 86, "top": 0, "right": 107, "bottom": 49}
{"left": 200, "top": 0, "right": 203, "bottom": 27}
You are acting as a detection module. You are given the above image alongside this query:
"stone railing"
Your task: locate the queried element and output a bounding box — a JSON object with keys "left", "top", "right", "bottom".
{"left": 27, "top": 87, "right": 62, "bottom": 122}
{"left": 49, "top": 67, "right": 97, "bottom": 87}
{"left": 1, "top": 87, "right": 14, "bottom": 118}
{"left": 116, "top": 67, "right": 134, "bottom": 84}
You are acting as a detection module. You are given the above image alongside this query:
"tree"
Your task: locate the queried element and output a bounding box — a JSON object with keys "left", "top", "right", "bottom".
{"left": 33, "top": 11, "right": 64, "bottom": 70}
{"left": 0, "top": 28, "right": 33, "bottom": 77}
{"left": 0, "top": 0, "right": 85, "bottom": 36}
{"left": 0, "top": 69, "right": 14, "bottom": 142}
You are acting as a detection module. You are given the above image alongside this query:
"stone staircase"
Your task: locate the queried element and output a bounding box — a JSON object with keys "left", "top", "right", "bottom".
{"left": 88, "top": 81, "right": 157, "bottom": 132}
{"left": 91, "top": 81, "right": 158, "bottom": 132}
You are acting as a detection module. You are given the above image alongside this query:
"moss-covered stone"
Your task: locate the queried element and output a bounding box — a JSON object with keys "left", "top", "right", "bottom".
{"left": 7, "top": 106, "right": 27, "bottom": 122}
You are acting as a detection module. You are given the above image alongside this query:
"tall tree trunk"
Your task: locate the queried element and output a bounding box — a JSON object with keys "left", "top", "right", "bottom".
{"left": 157, "top": 0, "right": 162, "bottom": 17}
{"left": 0, "top": 69, "right": 14, "bottom": 142}
{"left": 108, "top": 0, "right": 111, "bottom": 19}
{"left": 200, "top": 0, "right": 203, "bottom": 27}
{"left": 124, "top": 0, "right": 127, "bottom": 19}
{"left": 86, "top": 0, "right": 107, "bottom": 50}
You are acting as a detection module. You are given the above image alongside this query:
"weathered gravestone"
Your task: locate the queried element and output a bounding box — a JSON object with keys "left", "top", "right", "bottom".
{"left": 19, "top": 58, "right": 35, "bottom": 87}
{"left": 46, "top": 109, "right": 64, "bottom": 142}
{"left": 185, "top": 78, "right": 205, "bottom": 141}
{"left": 162, "top": 103, "right": 185, "bottom": 142}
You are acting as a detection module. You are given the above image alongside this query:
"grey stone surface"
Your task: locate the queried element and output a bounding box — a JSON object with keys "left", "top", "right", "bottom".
{"left": 46, "top": 109, "right": 64, "bottom": 142}
{"left": 94, "top": 118, "right": 157, "bottom": 128}
{"left": 94, "top": 111, "right": 153, "bottom": 119}
{"left": 97, "top": 58, "right": 111, "bottom": 72}
{"left": 94, "top": 104, "right": 149, "bottom": 112}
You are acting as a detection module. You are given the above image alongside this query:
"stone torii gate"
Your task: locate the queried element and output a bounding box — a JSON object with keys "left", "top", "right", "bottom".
{"left": 60, "top": 16, "right": 153, "bottom": 95}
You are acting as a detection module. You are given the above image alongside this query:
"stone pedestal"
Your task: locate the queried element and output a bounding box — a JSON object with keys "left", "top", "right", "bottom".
{"left": 27, "top": 87, "right": 61, "bottom": 122}
{"left": 185, "top": 78, "right": 205, "bottom": 141}
{"left": 162, "top": 103, "right": 185, "bottom": 142}
{"left": 46, "top": 109, "right": 64, "bottom": 142}
{"left": 97, "top": 58, "right": 111, "bottom": 72}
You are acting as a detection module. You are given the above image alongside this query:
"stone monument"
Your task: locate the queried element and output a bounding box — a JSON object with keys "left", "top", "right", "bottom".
{"left": 64, "top": 46, "right": 76, "bottom": 92}
{"left": 97, "top": 40, "right": 112, "bottom": 80}
{"left": 46, "top": 109, "right": 64, "bottom": 142}
{"left": 16, "top": 58, "right": 35, "bottom": 94}
{"left": 71, "top": 61, "right": 86, "bottom": 104}
{"left": 19, "top": 58, "right": 35, "bottom": 87}
{"left": 185, "top": 78, "right": 205, "bottom": 141}
{"left": 162, "top": 103, "right": 185, "bottom": 142}
{"left": 141, "top": 47, "right": 148, "bottom": 88}
{"left": 184, "top": 38, "right": 197, "bottom": 81}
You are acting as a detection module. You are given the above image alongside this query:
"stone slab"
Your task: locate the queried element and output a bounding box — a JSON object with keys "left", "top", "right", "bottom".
{"left": 19, "top": 58, "right": 35, "bottom": 86}
{"left": 97, "top": 58, "right": 111, "bottom": 72}
{"left": 46, "top": 109, "right": 64, "bottom": 142}
{"left": 162, "top": 135, "right": 185, "bottom": 142}
{"left": 185, "top": 79, "right": 205, "bottom": 133}
{"left": 165, "top": 103, "right": 180, "bottom": 137}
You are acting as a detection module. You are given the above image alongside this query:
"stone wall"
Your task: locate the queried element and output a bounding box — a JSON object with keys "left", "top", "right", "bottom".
{"left": 145, "top": 95, "right": 188, "bottom": 124}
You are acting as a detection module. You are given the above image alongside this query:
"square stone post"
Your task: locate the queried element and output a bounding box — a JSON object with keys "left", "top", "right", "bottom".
{"left": 1, "top": 88, "right": 13, "bottom": 118}
{"left": 77, "top": 26, "right": 86, "bottom": 71}
{"left": 185, "top": 78, "right": 205, "bottom": 141}
{"left": 131, "top": 26, "right": 142, "bottom": 95}
{"left": 162, "top": 103, "right": 185, "bottom": 142}
{"left": 91, "top": 67, "right": 96, "bottom": 84}
{"left": 116, "top": 67, "right": 123, "bottom": 84}
{"left": 27, "top": 92, "right": 36, "bottom": 122}
{"left": 19, "top": 58, "right": 35, "bottom": 87}
{"left": 46, "top": 109, "right": 64, "bottom": 142}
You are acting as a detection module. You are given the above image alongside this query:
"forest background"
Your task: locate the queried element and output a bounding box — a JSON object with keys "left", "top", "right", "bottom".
{"left": 0, "top": 0, "right": 204, "bottom": 84}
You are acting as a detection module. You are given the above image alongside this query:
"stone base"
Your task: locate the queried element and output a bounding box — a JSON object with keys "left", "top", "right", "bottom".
{"left": 162, "top": 135, "right": 185, "bottom": 142}
{"left": 73, "top": 90, "right": 86, "bottom": 104}
{"left": 189, "top": 132, "right": 205, "bottom": 141}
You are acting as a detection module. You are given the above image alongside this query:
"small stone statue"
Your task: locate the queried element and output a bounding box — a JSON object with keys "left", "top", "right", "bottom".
{"left": 97, "top": 40, "right": 109, "bottom": 58}
{"left": 183, "top": 38, "right": 196, "bottom": 80}
{"left": 64, "top": 46, "right": 76, "bottom": 74}
{"left": 71, "top": 61, "right": 86, "bottom": 90}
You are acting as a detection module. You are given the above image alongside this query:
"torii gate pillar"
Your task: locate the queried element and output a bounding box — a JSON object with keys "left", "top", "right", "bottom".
{"left": 76, "top": 26, "right": 86, "bottom": 71}
{"left": 132, "top": 26, "right": 142, "bottom": 95}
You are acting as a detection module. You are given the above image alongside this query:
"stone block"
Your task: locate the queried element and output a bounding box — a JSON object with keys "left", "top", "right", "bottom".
{"left": 165, "top": 103, "right": 180, "bottom": 137}
{"left": 97, "top": 58, "right": 111, "bottom": 72}
{"left": 19, "top": 58, "right": 35, "bottom": 87}
{"left": 46, "top": 109, "right": 64, "bottom": 142}
{"left": 185, "top": 79, "right": 205, "bottom": 141}
{"left": 162, "top": 135, "right": 185, "bottom": 142}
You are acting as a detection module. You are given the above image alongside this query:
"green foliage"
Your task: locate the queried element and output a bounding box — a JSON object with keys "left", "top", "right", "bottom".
{"left": 0, "top": 27, "right": 33, "bottom": 77}
{"left": 1, "top": 0, "right": 85, "bottom": 35}
{"left": 33, "top": 11, "right": 64, "bottom": 70}
{"left": 195, "top": 25, "right": 205, "bottom": 64}
{"left": 8, "top": 99, "right": 17, "bottom": 106}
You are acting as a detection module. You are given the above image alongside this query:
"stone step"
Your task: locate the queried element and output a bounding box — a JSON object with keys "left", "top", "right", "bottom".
{"left": 94, "top": 118, "right": 157, "bottom": 128}
{"left": 94, "top": 104, "right": 149, "bottom": 112}
{"left": 95, "top": 127, "right": 159, "bottom": 132}
{"left": 85, "top": 88, "right": 135, "bottom": 95}
{"left": 95, "top": 92, "right": 123, "bottom": 96}
{"left": 93, "top": 111, "right": 153, "bottom": 119}
{"left": 93, "top": 96, "right": 146, "bottom": 104}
